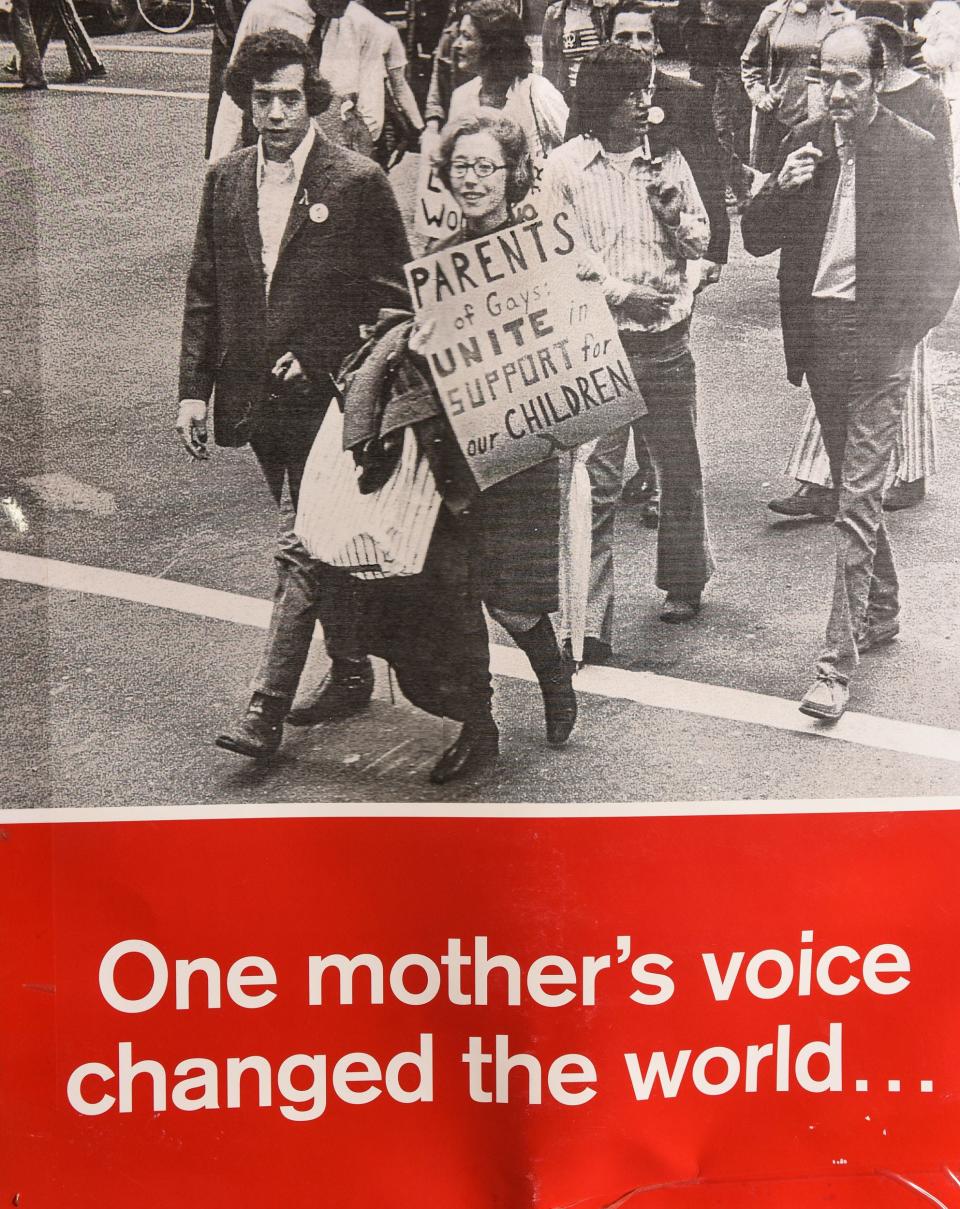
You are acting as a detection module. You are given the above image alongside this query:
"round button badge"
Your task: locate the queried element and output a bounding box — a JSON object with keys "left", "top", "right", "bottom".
{"left": 309, "top": 203, "right": 329, "bottom": 224}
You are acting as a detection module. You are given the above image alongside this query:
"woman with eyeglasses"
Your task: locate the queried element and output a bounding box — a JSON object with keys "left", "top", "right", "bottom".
{"left": 447, "top": 0, "right": 569, "bottom": 166}
{"left": 400, "top": 109, "right": 577, "bottom": 784}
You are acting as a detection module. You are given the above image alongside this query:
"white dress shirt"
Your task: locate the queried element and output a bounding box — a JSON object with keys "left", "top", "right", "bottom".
{"left": 257, "top": 122, "right": 315, "bottom": 295}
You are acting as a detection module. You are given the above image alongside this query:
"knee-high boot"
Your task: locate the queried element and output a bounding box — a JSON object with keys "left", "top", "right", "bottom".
{"left": 430, "top": 609, "right": 499, "bottom": 785}
{"left": 508, "top": 614, "right": 578, "bottom": 747}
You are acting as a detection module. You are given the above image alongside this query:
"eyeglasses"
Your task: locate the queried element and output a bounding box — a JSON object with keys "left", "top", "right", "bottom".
{"left": 449, "top": 158, "right": 507, "bottom": 179}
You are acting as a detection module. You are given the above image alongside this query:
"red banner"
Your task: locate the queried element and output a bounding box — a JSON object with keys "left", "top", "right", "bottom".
{"left": 2, "top": 808, "right": 959, "bottom": 1207}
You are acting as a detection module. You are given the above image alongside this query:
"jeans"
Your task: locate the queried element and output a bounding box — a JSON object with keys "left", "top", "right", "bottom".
{"left": 585, "top": 324, "right": 715, "bottom": 645}
{"left": 248, "top": 411, "right": 365, "bottom": 702}
{"left": 806, "top": 301, "right": 913, "bottom": 684}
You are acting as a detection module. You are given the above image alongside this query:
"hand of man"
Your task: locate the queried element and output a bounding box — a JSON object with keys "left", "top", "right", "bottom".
{"left": 755, "top": 90, "right": 777, "bottom": 114}
{"left": 620, "top": 283, "right": 673, "bottom": 325}
{"left": 646, "top": 180, "right": 684, "bottom": 229}
{"left": 776, "top": 142, "right": 822, "bottom": 193}
{"left": 271, "top": 351, "right": 311, "bottom": 397}
{"left": 175, "top": 399, "right": 209, "bottom": 460}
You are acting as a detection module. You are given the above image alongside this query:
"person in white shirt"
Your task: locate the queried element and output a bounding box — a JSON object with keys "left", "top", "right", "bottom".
{"left": 208, "top": 0, "right": 370, "bottom": 161}
{"left": 543, "top": 43, "right": 715, "bottom": 655}
{"left": 448, "top": 0, "right": 569, "bottom": 163}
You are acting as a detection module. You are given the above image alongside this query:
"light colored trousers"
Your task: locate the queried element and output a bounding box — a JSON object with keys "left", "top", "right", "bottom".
{"left": 806, "top": 302, "right": 913, "bottom": 685}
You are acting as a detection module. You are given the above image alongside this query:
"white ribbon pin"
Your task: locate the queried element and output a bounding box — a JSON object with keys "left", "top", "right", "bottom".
{"left": 309, "top": 203, "right": 329, "bottom": 224}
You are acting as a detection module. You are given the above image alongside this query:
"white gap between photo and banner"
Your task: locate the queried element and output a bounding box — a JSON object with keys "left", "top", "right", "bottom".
{"left": 3, "top": 549, "right": 960, "bottom": 768}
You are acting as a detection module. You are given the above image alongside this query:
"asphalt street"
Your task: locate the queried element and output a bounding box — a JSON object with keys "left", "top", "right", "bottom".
{"left": 2, "top": 31, "right": 960, "bottom": 806}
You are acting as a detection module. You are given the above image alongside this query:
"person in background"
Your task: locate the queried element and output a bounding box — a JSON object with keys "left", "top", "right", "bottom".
{"left": 209, "top": 0, "right": 373, "bottom": 161}
{"left": 206, "top": 0, "right": 251, "bottom": 157}
{"left": 603, "top": 0, "right": 729, "bottom": 525}
{"left": 682, "top": 0, "right": 765, "bottom": 206}
{"left": 343, "top": 0, "right": 425, "bottom": 158}
{"left": 448, "top": 0, "right": 569, "bottom": 163}
{"left": 424, "top": 0, "right": 473, "bottom": 134}
{"left": 176, "top": 31, "right": 411, "bottom": 759}
{"left": 543, "top": 44, "right": 715, "bottom": 659}
{"left": 766, "top": 1, "right": 954, "bottom": 519}
{"left": 741, "top": 0, "right": 853, "bottom": 172}
{"left": 8, "top": 0, "right": 105, "bottom": 87}
{"left": 541, "top": 0, "right": 613, "bottom": 103}
{"left": 919, "top": 0, "right": 960, "bottom": 180}
{"left": 742, "top": 21, "right": 959, "bottom": 721}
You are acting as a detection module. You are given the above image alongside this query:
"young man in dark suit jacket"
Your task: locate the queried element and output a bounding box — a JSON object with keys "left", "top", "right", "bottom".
{"left": 176, "top": 29, "right": 411, "bottom": 757}
{"left": 742, "top": 21, "right": 959, "bottom": 720}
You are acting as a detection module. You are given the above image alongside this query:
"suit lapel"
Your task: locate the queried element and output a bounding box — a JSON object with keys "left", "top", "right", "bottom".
{"left": 276, "top": 130, "right": 337, "bottom": 267}
{"left": 234, "top": 150, "right": 263, "bottom": 275}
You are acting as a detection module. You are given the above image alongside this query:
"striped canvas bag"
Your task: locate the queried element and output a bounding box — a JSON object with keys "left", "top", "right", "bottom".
{"left": 295, "top": 402, "right": 441, "bottom": 581}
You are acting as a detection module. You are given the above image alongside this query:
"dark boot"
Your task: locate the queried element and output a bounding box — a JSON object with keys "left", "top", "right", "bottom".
{"left": 430, "top": 620, "right": 499, "bottom": 784}
{"left": 215, "top": 691, "right": 289, "bottom": 759}
{"left": 429, "top": 716, "right": 500, "bottom": 785}
{"left": 286, "top": 658, "right": 374, "bottom": 726}
{"left": 511, "top": 615, "right": 578, "bottom": 747}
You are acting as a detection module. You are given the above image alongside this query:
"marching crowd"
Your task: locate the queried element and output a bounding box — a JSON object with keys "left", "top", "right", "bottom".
{"left": 18, "top": 0, "right": 954, "bottom": 783}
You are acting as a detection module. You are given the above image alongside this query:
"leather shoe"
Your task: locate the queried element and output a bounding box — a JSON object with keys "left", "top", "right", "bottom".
{"left": 767, "top": 482, "right": 837, "bottom": 518}
{"left": 429, "top": 718, "right": 500, "bottom": 784}
{"left": 286, "top": 659, "right": 374, "bottom": 726}
{"left": 883, "top": 477, "right": 925, "bottom": 511}
{"left": 798, "top": 678, "right": 848, "bottom": 721}
{"left": 660, "top": 592, "right": 701, "bottom": 623}
{"left": 857, "top": 617, "right": 900, "bottom": 653}
{"left": 622, "top": 471, "right": 656, "bottom": 504}
{"left": 215, "top": 692, "right": 288, "bottom": 759}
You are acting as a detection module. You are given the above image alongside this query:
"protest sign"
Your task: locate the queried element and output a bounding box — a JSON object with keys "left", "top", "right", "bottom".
{"left": 413, "top": 155, "right": 463, "bottom": 240}
{"left": 405, "top": 214, "right": 643, "bottom": 489}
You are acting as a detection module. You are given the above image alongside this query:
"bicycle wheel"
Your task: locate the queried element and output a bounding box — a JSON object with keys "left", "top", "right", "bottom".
{"left": 136, "top": 0, "right": 194, "bottom": 34}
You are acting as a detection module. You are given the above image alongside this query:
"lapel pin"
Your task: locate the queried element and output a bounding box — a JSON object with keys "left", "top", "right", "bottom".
{"left": 647, "top": 106, "right": 665, "bottom": 126}
{"left": 309, "top": 203, "right": 329, "bottom": 224}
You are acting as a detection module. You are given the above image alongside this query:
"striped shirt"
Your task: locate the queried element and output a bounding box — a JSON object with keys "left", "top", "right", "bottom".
{"left": 541, "top": 136, "right": 710, "bottom": 333}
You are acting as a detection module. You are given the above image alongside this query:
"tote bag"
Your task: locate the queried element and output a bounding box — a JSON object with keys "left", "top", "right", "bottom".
{"left": 295, "top": 403, "right": 441, "bottom": 581}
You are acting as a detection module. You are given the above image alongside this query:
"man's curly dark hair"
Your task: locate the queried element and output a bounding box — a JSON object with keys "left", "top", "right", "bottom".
{"left": 224, "top": 28, "right": 331, "bottom": 115}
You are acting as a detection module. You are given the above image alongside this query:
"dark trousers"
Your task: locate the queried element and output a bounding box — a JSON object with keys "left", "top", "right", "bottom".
{"left": 586, "top": 325, "right": 715, "bottom": 643}
{"left": 9, "top": 0, "right": 45, "bottom": 85}
{"left": 806, "top": 301, "right": 913, "bottom": 683}
{"left": 33, "top": 0, "right": 104, "bottom": 80}
{"left": 689, "top": 60, "right": 753, "bottom": 197}
{"left": 248, "top": 410, "right": 365, "bottom": 702}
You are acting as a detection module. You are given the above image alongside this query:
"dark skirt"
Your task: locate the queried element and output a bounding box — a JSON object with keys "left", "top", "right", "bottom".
{"left": 466, "top": 456, "right": 560, "bottom": 616}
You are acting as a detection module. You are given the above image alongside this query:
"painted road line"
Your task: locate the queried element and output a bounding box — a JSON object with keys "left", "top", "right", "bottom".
{"left": 96, "top": 43, "right": 212, "bottom": 55}
{"left": 3, "top": 548, "right": 960, "bottom": 767}
{"left": 0, "top": 82, "right": 205, "bottom": 99}
{"left": 2, "top": 798, "right": 960, "bottom": 823}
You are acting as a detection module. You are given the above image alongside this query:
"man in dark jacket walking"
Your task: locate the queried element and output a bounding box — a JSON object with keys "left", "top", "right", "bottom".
{"left": 742, "top": 20, "right": 959, "bottom": 720}
{"left": 176, "top": 30, "right": 410, "bottom": 757}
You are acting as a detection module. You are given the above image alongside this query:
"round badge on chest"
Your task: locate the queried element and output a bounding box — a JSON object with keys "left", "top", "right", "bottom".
{"left": 647, "top": 106, "right": 665, "bottom": 126}
{"left": 309, "top": 203, "right": 329, "bottom": 225}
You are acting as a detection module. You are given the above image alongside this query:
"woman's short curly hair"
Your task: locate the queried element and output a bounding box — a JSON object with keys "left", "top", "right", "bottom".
{"left": 433, "top": 109, "right": 533, "bottom": 208}
{"left": 462, "top": 0, "right": 533, "bottom": 87}
{"left": 224, "top": 28, "right": 331, "bottom": 115}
